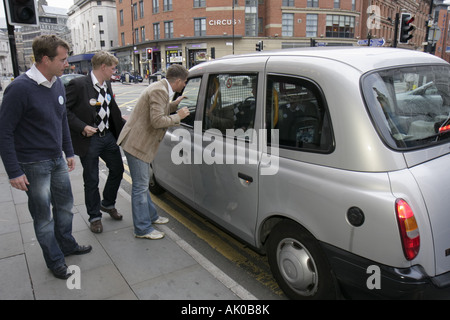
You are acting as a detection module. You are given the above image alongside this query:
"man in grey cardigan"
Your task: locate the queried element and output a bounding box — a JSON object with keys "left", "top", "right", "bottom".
{"left": 117, "top": 64, "right": 190, "bottom": 239}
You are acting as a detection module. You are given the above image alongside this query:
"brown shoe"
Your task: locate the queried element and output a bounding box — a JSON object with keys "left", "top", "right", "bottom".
{"left": 100, "top": 206, "right": 123, "bottom": 220}
{"left": 90, "top": 220, "right": 103, "bottom": 233}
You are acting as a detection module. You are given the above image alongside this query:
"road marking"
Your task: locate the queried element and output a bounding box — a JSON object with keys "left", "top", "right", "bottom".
{"left": 102, "top": 166, "right": 259, "bottom": 300}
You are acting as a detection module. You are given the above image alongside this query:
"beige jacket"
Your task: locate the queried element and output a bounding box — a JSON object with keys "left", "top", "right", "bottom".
{"left": 117, "top": 79, "right": 180, "bottom": 163}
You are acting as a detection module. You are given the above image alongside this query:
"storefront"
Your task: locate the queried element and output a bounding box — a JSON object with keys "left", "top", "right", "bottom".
{"left": 186, "top": 43, "right": 207, "bottom": 68}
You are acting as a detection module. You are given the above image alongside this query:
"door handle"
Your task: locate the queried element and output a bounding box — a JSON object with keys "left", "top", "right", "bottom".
{"left": 238, "top": 172, "right": 253, "bottom": 183}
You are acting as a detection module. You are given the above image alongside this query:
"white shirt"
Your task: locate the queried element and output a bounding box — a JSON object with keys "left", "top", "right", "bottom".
{"left": 91, "top": 71, "right": 106, "bottom": 90}
{"left": 26, "top": 64, "right": 57, "bottom": 88}
{"left": 164, "top": 78, "right": 174, "bottom": 101}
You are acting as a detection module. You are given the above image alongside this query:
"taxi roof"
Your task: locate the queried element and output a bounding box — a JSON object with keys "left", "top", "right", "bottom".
{"left": 210, "top": 47, "right": 447, "bottom": 74}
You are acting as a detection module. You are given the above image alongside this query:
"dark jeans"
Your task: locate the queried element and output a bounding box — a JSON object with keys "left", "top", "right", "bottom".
{"left": 20, "top": 156, "right": 78, "bottom": 270}
{"left": 80, "top": 131, "right": 124, "bottom": 222}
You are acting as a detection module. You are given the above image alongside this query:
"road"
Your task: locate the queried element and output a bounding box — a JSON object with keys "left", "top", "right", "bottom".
{"left": 110, "top": 81, "right": 286, "bottom": 300}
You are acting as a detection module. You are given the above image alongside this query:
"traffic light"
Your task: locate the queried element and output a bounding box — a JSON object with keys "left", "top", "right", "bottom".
{"left": 399, "top": 13, "right": 415, "bottom": 44}
{"left": 5, "top": 0, "right": 39, "bottom": 26}
{"left": 146, "top": 48, "right": 153, "bottom": 60}
{"left": 255, "top": 41, "right": 263, "bottom": 51}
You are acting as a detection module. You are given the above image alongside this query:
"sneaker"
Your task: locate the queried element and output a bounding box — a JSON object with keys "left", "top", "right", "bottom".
{"left": 153, "top": 216, "right": 169, "bottom": 224}
{"left": 135, "top": 230, "right": 165, "bottom": 240}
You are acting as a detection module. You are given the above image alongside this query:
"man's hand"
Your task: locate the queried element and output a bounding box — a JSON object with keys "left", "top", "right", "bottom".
{"left": 177, "top": 107, "right": 190, "bottom": 120}
{"left": 67, "top": 157, "right": 76, "bottom": 172}
{"left": 82, "top": 125, "right": 98, "bottom": 137}
{"left": 174, "top": 95, "right": 187, "bottom": 105}
{"left": 10, "top": 174, "right": 29, "bottom": 191}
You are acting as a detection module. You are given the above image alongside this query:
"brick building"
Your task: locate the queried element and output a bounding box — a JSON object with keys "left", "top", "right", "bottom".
{"left": 114, "top": 0, "right": 432, "bottom": 76}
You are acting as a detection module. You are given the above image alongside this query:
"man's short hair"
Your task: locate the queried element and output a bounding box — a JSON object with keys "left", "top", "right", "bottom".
{"left": 32, "top": 35, "right": 70, "bottom": 63}
{"left": 91, "top": 51, "right": 119, "bottom": 69}
{"left": 166, "top": 64, "right": 189, "bottom": 82}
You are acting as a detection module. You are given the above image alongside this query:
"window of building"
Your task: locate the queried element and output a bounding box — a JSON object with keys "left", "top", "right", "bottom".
{"left": 194, "top": 0, "right": 206, "bottom": 8}
{"left": 120, "top": 10, "right": 123, "bottom": 26}
{"left": 134, "top": 27, "right": 139, "bottom": 43}
{"left": 153, "top": 23, "right": 160, "bottom": 40}
{"left": 139, "top": 1, "right": 144, "bottom": 19}
{"left": 133, "top": 3, "right": 138, "bottom": 20}
{"left": 266, "top": 75, "right": 333, "bottom": 152}
{"left": 282, "top": 13, "right": 294, "bottom": 37}
{"left": 282, "top": 0, "right": 295, "bottom": 6}
{"left": 326, "top": 15, "right": 354, "bottom": 38}
{"left": 306, "top": 14, "right": 318, "bottom": 37}
{"left": 245, "top": 0, "right": 258, "bottom": 37}
{"left": 164, "top": 0, "right": 173, "bottom": 11}
{"left": 140, "top": 26, "right": 146, "bottom": 42}
{"left": 98, "top": 15, "right": 103, "bottom": 23}
{"left": 334, "top": 0, "right": 340, "bottom": 8}
{"left": 153, "top": 0, "right": 159, "bottom": 13}
{"left": 194, "top": 18, "right": 206, "bottom": 37}
{"left": 164, "top": 21, "right": 173, "bottom": 39}
{"left": 203, "top": 74, "right": 258, "bottom": 135}
{"left": 307, "top": 0, "right": 319, "bottom": 7}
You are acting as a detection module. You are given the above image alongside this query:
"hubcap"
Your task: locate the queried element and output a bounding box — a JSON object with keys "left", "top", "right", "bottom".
{"left": 277, "top": 238, "right": 318, "bottom": 296}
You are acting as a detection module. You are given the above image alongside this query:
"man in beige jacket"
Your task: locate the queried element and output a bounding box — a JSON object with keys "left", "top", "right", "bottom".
{"left": 117, "top": 64, "right": 189, "bottom": 239}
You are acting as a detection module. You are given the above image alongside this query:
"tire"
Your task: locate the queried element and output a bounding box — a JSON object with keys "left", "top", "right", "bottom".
{"left": 267, "top": 220, "right": 337, "bottom": 300}
{"left": 149, "top": 166, "right": 165, "bottom": 195}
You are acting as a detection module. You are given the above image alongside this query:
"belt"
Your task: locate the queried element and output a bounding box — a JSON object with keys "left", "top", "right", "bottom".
{"left": 97, "top": 128, "right": 109, "bottom": 137}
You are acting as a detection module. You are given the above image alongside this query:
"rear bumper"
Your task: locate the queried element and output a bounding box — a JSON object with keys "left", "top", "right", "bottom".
{"left": 321, "top": 242, "right": 450, "bottom": 299}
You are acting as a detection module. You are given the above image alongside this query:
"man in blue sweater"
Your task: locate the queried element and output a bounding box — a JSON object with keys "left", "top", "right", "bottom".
{"left": 0, "top": 35, "right": 92, "bottom": 280}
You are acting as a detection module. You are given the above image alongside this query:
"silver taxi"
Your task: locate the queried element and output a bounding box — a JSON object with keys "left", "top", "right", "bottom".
{"left": 150, "top": 47, "right": 450, "bottom": 299}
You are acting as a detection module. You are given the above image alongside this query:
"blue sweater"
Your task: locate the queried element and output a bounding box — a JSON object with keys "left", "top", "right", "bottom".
{"left": 0, "top": 74, "right": 74, "bottom": 179}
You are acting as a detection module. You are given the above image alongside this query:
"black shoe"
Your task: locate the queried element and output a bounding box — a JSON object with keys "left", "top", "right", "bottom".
{"left": 65, "top": 245, "right": 92, "bottom": 257}
{"left": 51, "top": 264, "right": 70, "bottom": 280}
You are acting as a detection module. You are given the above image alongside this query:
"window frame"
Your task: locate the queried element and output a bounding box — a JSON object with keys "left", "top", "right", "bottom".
{"left": 266, "top": 74, "right": 335, "bottom": 154}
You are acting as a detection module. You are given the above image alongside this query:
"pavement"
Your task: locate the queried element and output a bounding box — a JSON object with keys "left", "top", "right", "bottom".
{"left": 0, "top": 80, "right": 257, "bottom": 301}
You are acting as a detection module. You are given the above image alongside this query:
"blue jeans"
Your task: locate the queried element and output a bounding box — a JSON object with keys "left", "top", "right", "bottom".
{"left": 20, "top": 157, "right": 78, "bottom": 270}
{"left": 80, "top": 131, "right": 124, "bottom": 222}
{"left": 123, "top": 150, "right": 159, "bottom": 236}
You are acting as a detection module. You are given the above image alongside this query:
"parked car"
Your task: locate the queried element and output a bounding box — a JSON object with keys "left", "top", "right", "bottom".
{"left": 148, "top": 71, "right": 166, "bottom": 83}
{"left": 60, "top": 73, "right": 84, "bottom": 86}
{"left": 149, "top": 47, "right": 450, "bottom": 300}
{"left": 120, "top": 72, "right": 143, "bottom": 83}
{"left": 111, "top": 73, "right": 121, "bottom": 82}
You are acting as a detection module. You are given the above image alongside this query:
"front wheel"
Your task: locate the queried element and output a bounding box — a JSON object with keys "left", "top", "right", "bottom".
{"left": 267, "top": 220, "right": 337, "bottom": 300}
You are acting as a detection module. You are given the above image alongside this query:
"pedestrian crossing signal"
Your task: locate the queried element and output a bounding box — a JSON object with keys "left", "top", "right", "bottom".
{"left": 5, "top": 0, "right": 39, "bottom": 26}
{"left": 399, "top": 13, "right": 415, "bottom": 44}
{"left": 146, "top": 48, "right": 153, "bottom": 60}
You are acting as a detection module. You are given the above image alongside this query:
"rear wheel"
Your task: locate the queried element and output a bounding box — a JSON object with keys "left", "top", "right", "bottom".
{"left": 267, "top": 220, "right": 337, "bottom": 300}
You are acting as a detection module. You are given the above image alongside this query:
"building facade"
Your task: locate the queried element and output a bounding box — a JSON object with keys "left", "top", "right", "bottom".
{"left": 114, "top": 0, "right": 433, "bottom": 77}
{"left": 68, "top": 0, "right": 119, "bottom": 55}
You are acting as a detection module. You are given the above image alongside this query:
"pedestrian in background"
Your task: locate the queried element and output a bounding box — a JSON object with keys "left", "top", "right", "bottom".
{"left": 0, "top": 35, "right": 91, "bottom": 280}
{"left": 117, "top": 64, "right": 190, "bottom": 239}
{"left": 66, "top": 51, "right": 125, "bottom": 234}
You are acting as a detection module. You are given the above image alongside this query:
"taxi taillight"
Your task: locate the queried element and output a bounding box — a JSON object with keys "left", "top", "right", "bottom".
{"left": 395, "top": 199, "right": 420, "bottom": 261}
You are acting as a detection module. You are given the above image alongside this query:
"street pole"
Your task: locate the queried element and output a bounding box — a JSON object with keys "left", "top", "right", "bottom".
{"left": 3, "top": 0, "right": 20, "bottom": 77}
{"left": 425, "top": 0, "right": 434, "bottom": 53}
{"left": 232, "top": 0, "right": 235, "bottom": 55}
{"left": 393, "top": 13, "right": 399, "bottom": 48}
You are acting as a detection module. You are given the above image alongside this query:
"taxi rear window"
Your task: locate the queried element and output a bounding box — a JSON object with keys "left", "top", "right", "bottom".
{"left": 362, "top": 65, "right": 450, "bottom": 150}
